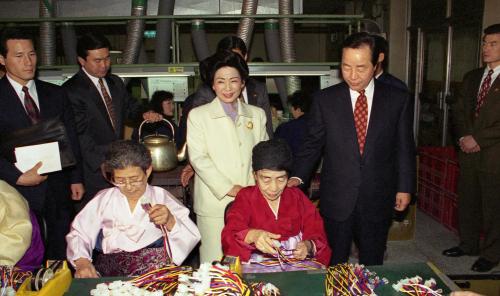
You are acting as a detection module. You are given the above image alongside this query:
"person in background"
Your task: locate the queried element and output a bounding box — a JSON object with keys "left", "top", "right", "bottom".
{"left": 443, "top": 23, "right": 500, "bottom": 272}
{"left": 0, "top": 28, "right": 84, "bottom": 260}
{"left": 0, "top": 180, "right": 44, "bottom": 271}
{"left": 289, "top": 32, "right": 415, "bottom": 266}
{"left": 66, "top": 140, "right": 200, "bottom": 277}
{"left": 132, "top": 90, "right": 180, "bottom": 147}
{"left": 222, "top": 139, "right": 331, "bottom": 266}
{"left": 371, "top": 34, "right": 408, "bottom": 92}
{"left": 269, "top": 94, "right": 284, "bottom": 132}
{"left": 187, "top": 50, "right": 268, "bottom": 263}
{"left": 275, "top": 91, "right": 312, "bottom": 157}
{"left": 62, "top": 32, "right": 162, "bottom": 209}
{"left": 0, "top": 64, "right": 5, "bottom": 78}
{"left": 179, "top": 36, "right": 273, "bottom": 187}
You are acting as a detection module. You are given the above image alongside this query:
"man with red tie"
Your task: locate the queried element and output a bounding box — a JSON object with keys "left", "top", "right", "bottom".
{"left": 0, "top": 28, "right": 84, "bottom": 259}
{"left": 443, "top": 23, "right": 500, "bottom": 272}
{"left": 289, "top": 32, "right": 416, "bottom": 265}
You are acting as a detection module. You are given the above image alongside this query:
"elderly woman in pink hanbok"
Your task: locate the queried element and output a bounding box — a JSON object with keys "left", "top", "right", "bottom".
{"left": 66, "top": 140, "right": 200, "bottom": 277}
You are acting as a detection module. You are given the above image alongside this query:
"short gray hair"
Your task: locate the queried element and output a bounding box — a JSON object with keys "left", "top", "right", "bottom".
{"left": 103, "top": 140, "right": 152, "bottom": 172}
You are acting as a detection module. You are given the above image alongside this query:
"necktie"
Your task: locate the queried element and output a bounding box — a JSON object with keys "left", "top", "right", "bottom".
{"left": 22, "top": 86, "right": 40, "bottom": 124}
{"left": 354, "top": 90, "right": 368, "bottom": 155}
{"left": 475, "top": 69, "right": 494, "bottom": 117}
{"left": 98, "top": 78, "right": 117, "bottom": 130}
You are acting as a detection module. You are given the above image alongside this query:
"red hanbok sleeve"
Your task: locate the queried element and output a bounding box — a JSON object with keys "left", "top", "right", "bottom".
{"left": 221, "top": 187, "right": 257, "bottom": 262}
{"left": 294, "top": 188, "right": 332, "bottom": 266}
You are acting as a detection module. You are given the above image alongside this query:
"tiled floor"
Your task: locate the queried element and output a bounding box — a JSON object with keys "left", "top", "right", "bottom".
{"left": 383, "top": 210, "right": 500, "bottom": 276}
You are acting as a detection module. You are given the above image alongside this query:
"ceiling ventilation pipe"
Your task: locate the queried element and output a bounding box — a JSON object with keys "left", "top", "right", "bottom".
{"left": 122, "top": 0, "right": 147, "bottom": 65}
{"left": 155, "top": 0, "right": 175, "bottom": 63}
{"left": 264, "top": 19, "right": 288, "bottom": 110}
{"left": 39, "top": 0, "right": 56, "bottom": 66}
{"left": 279, "top": 0, "right": 300, "bottom": 96}
{"left": 60, "top": 21, "right": 78, "bottom": 65}
{"left": 236, "top": 0, "right": 258, "bottom": 50}
{"left": 191, "top": 19, "right": 210, "bottom": 62}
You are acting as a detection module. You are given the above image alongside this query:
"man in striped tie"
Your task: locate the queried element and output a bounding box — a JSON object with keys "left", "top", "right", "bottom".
{"left": 289, "top": 32, "right": 416, "bottom": 266}
{"left": 444, "top": 23, "right": 500, "bottom": 272}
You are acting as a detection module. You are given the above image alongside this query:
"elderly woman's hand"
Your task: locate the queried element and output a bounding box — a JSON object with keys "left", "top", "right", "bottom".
{"left": 148, "top": 204, "right": 176, "bottom": 231}
{"left": 293, "top": 240, "right": 314, "bottom": 260}
{"left": 245, "top": 229, "right": 281, "bottom": 255}
{"left": 74, "top": 258, "right": 99, "bottom": 278}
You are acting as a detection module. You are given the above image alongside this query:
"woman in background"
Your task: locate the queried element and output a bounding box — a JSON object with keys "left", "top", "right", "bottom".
{"left": 187, "top": 51, "right": 268, "bottom": 263}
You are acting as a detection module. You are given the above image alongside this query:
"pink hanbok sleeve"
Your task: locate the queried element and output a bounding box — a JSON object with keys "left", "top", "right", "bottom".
{"left": 66, "top": 191, "right": 107, "bottom": 267}
{"left": 153, "top": 187, "right": 201, "bottom": 265}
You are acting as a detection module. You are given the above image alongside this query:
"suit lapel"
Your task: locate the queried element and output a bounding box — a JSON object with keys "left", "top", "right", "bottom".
{"left": 1, "top": 78, "right": 33, "bottom": 126}
{"left": 337, "top": 83, "right": 360, "bottom": 157}
{"left": 362, "top": 81, "right": 386, "bottom": 159}
{"left": 78, "top": 70, "right": 115, "bottom": 132}
{"left": 105, "top": 76, "right": 123, "bottom": 134}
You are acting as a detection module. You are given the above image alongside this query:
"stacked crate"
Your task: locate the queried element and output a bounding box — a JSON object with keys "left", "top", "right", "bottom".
{"left": 417, "top": 147, "right": 460, "bottom": 233}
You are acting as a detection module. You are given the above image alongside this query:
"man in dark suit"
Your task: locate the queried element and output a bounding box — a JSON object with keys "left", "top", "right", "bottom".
{"left": 443, "top": 23, "right": 500, "bottom": 272}
{"left": 372, "top": 34, "right": 409, "bottom": 92}
{"left": 289, "top": 32, "right": 416, "bottom": 265}
{"left": 0, "top": 28, "right": 84, "bottom": 259}
{"left": 179, "top": 36, "right": 273, "bottom": 186}
{"left": 62, "top": 32, "right": 161, "bottom": 207}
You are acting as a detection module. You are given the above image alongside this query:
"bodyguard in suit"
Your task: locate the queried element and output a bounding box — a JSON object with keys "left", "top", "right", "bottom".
{"left": 443, "top": 24, "right": 500, "bottom": 272}
{"left": 62, "top": 32, "right": 161, "bottom": 207}
{"left": 372, "top": 34, "right": 409, "bottom": 92}
{"left": 289, "top": 32, "right": 416, "bottom": 265}
{"left": 0, "top": 28, "right": 84, "bottom": 259}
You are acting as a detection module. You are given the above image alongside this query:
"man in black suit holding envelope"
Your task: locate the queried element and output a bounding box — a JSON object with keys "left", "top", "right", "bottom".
{"left": 0, "top": 28, "right": 84, "bottom": 259}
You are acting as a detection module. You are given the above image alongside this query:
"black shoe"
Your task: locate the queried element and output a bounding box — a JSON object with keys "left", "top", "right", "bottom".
{"left": 471, "top": 258, "right": 498, "bottom": 272}
{"left": 442, "top": 246, "right": 467, "bottom": 257}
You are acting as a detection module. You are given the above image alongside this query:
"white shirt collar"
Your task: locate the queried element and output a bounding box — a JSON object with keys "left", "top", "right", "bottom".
{"left": 6, "top": 75, "right": 39, "bottom": 108}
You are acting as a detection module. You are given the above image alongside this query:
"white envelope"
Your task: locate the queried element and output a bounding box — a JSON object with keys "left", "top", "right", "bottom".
{"left": 14, "top": 142, "right": 62, "bottom": 174}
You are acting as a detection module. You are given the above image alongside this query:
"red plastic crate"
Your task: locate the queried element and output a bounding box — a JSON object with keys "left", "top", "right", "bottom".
{"left": 418, "top": 146, "right": 459, "bottom": 198}
{"left": 417, "top": 180, "right": 445, "bottom": 221}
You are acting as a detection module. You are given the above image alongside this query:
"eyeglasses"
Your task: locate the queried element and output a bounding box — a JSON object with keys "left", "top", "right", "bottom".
{"left": 111, "top": 176, "right": 145, "bottom": 187}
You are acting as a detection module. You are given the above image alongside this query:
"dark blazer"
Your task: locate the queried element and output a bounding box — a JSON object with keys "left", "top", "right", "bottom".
{"left": 293, "top": 80, "right": 416, "bottom": 222}
{"left": 452, "top": 68, "right": 500, "bottom": 173}
{"left": 178, "top": 78, "right": 273, "bottom": 146}
{"left": 376, "top": 72, "right": 409, "bottom": 92}
{"left": 62, "top": 69, "right": 142, "bottom": 197}
{"left": 0, "top": 77, "right": 82, "bottom": 212}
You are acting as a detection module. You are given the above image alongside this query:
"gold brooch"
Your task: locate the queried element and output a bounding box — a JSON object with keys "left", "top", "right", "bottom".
{"left": 246, "top": 121, "right": 253, "bottom": 129}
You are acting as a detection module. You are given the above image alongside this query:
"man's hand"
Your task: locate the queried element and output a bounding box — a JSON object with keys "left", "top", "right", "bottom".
{"left": 293, "top": 240, "right": 313, "bottom": 260}
{"left": 287, "top": 177, "right": 301, "bottom": 187}
{"left": 180, "top": 164, "right": 194, "bottom": 187}
{"left": 70, "top": 183, "right": 85, "bottom": 200}
{"left": 245, "top": 229, "right": 281, "bottom": 255}
{"left": 227, "top": 185, "right": 243, "bottom": 197}
{"left": 74, "top": 258, "right": 99, "bottom": 278}
{"left": 16, "top": 162, "right": 47, "bottom": 186}
{"left": 148, "top": 204, "right": 176, "bottom": 231}
{"left": 394, "top": 192, "right": 411, "bottom": 211}
{"left": 142, "top": 111, "right": 163, "bottom": 122}
{"left": 459, "top": 135, "right": 480, "bottom": 153}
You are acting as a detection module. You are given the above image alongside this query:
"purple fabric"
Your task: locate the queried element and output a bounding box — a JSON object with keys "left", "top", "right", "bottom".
{"left": 94, "top": 247, "right": 171, "bottom": 277}
{"left": 16, "top": 210, "right": 44, "bottom": 272}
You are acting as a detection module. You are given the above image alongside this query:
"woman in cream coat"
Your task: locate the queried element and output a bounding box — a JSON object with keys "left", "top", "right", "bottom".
{"left": 187, "top": 51, "right": 268, "bottom": 263}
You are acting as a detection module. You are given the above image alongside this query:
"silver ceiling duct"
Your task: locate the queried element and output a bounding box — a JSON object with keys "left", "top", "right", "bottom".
{"left": 39, "top": 0, "right": 56, "bottom": 66}
{"left": 155, "top": 0, "right": 175, "bottom": 63}
{"left": 279, "top": 0, "right": 300, "bottom": 95}
{"left": 236, "top": 0, "right": 258, "bottom": 49}
{"left": 264, "top": 19, "right": 288, "bottom": 110}
{"left": 122, "top": 0, "right": 147, "bottom": 65}
{"left": 60, "top": 21, "right": 78, "bottom": 65}
{"left": 191, "top": 19, "right": 210, "bottom": 62}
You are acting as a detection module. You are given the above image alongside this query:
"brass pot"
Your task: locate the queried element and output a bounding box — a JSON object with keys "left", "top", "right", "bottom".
{"left": 139, "top": 119, "right": 183, "bottom": 172}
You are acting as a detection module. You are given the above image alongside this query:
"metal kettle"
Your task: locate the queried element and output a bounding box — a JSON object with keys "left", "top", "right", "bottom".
{"left": 138, "top": 119, "right": 186, "bottom": 171}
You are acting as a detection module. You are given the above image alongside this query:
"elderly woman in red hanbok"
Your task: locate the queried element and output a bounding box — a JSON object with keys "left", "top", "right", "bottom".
{"left": 221, "top": 139, "right": 331, "bottom": 266}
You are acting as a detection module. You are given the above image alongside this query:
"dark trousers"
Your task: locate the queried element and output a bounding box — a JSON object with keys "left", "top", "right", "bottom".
{"left": 458, "top": 160, "right": 500, "bottom": 263}
{"left": 323, "top": 204, "right": 391, "bottom": 266}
